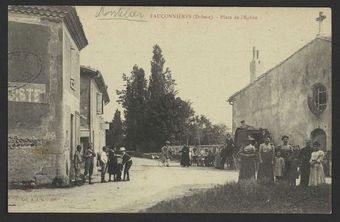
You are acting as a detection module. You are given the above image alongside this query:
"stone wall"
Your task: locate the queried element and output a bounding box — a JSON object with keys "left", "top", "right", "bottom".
{"left": 231, "top": 38, "right": 331, "bottom": 150}
{"left": 8, "top": 16, "right": 65, "bottom": 185}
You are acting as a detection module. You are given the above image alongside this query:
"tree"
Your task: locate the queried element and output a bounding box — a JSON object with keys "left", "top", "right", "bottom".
{"left": 106, "top": 109, "right": 124, "bottom": 148}
{"left": 117, "top": 65, "right": 148, "bottom": 151}
{"left": 116, "top": 45, "right": 229, "bottom": 152}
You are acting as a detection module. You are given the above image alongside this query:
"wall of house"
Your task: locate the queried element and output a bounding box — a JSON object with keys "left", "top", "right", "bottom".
{"left": 231, "top": 39, "right": 331, "bottom": 150}
{"left": 8, "top": 14, "right": 64, "bottom": 185}
{"left": 80, "top": 75, "right": 90, "bottom": 130}
{"left": 61, "top": 24, "right": 81, "bottom": 182}
{"left": 89, "top": 80, "right": 106, "bottom": 154}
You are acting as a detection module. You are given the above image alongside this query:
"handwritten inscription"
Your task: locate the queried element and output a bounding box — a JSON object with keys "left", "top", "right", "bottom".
{"left": 8, "top": 82, "right": 46, "bottom": 103}
{"left": 95, "top": 6, "right": 146, "bottom": 22}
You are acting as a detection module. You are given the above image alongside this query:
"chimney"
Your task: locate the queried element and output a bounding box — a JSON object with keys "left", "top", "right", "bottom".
{"left": 249, "top": 47, "right": 263, "bottom": 83}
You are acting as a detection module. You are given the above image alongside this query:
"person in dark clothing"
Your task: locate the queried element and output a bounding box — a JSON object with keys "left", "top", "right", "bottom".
{"left": 115, "top": 147, "right": 123, "bottom": 181}
{"left": 121, "top": 147, "right": 133, "bottom": 181}
{"left": 298, "top": 140, "right": 313, "bottom": 186}
{"left": 205, "top": 149, "right": 214, "bottom": 167}
{"left": 107, "top": 148, "right": 117, "bottom": 182}
{"left": 225, "top": 134, "right": 235, "bottom": 169}
{"left": 84, "top": 143, "right": 96, "bottom": 184}
{"left": 180, "top": 146, "right": 191, "bottom": 167}
{"left": 220, "top": 146, "right": 227, "bottom": 169}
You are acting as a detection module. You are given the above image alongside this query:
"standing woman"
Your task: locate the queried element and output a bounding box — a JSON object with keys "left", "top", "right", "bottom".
{"left": 214, "top": 147, "right": 222, "bottom": 169}
{"left": 238, "top": 136, "right": 257, "bottom": 181}
{"left": 257, "top": 137, "right": 275, "bottom": 181}
{"left": 309, "top": 141, "right": 326, "bottom": 186}
{"left": 107, "top": 147, "right": 117, "bottom": 182}
{"left": 276, "top": 135, "right": 293, "bottom": 181}
{"left": 180, "top": 145, "right": 190, "bottom": 167}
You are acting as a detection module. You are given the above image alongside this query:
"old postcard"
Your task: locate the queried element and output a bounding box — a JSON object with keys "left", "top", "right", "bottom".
{"left": 8, "top": 6, "right": 331, "bottom": 213}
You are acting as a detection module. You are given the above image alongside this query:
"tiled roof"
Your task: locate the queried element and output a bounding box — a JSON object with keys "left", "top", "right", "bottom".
{"left": 80, "top": 65, "right": 110, "bottom": 104}
{"left": 8, "top": 5, "right": 88, "bottom": 50}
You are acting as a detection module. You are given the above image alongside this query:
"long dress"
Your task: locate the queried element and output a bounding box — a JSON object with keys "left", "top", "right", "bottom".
{"left": 107, "top": 149, "right": 118, "bottom": 175}
{"left": 276, "top": 144, "right": 293, "bottom": 180}
{"left": 308, "top": 150, "right": 326, "bottom": 186}
{"left": 238, "top": 145, "right": 257, "bottom": 181}
{"left": 274, "top": 157, "right": 285, "bottom": 177}
{"left": 180, "top": 146, "right": 190, "bottom": 167}
{"left": 214, "top": 149, "right": 222, "bottom": 169}
{"left": 257, "top": 143, "right": 274, "bottom": 181}
{"left": 298, "top": 146, "right": 313, "bottom": 186}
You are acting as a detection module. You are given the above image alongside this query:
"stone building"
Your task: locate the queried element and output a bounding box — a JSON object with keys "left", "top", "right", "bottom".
{"left": 8, "top": 6, "right": 88, "bottom": 186}
{"left": 80, "top": 66, "right": 110, "bottom": 155}
{"left": 227, "top": 36, "right": 331, "bottom": 151}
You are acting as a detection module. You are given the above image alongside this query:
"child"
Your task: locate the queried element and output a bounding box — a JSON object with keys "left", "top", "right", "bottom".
{"left": 274, "top": 151, "right": 285, "bottom": 182}
{"left": 287, "top": 150, "right": 299, "bottom": 186}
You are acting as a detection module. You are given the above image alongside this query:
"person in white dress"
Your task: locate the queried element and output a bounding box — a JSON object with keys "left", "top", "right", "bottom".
{"left": 308, "top": 141, "right": 326, "bottom": 186}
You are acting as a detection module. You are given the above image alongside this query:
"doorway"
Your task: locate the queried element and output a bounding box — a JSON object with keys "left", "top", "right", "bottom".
{"left": 311, "top": 128, "right": 327, "bottom": 151}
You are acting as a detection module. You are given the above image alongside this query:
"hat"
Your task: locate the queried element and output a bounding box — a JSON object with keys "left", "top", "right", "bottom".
{"left": 281, "top": 135, "right": 289, "bottom": 140}
{"left": 244, "top": 136, "right": 255, "bottom": 141}
{"left": 119, "top": 147, "right": 126, "bottom": 151}
{"left": 165, "top": 141, "right": 170, "bottom": 144}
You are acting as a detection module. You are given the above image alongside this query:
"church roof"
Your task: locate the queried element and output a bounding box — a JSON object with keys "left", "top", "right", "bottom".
{"left": 227, "top": 36, "right": 331, "bottom": 103}
{"left": 8, "top": 5, "right": 88, "bottom": 51}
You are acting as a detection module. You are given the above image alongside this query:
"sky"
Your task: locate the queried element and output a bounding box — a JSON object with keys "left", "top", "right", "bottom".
{"left": 76, "top": 7, "right": 331, "bottom": 128}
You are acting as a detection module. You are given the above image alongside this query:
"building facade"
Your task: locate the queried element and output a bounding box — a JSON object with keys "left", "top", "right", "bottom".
{"left": 8, "top": 6, "right": 88, "bottom": 186}
{"left": 80, "top": 66, "right": 110, "bottom": 155}
{"left": 227, "top": 37, "right": 331, "bottom": 151}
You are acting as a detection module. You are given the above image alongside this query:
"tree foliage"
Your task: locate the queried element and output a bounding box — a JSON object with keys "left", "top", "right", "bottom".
{"left": 106, "top": 109, "right": 124, "bottom": 148}
{"left": 111, "top": 45, "right": 230, "bottom": 152}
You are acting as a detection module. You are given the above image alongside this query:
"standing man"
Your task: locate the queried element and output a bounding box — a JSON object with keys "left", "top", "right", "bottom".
{"left": 225, "top": 133, "right": 235, "bottom": 169}
{"left": 100, "top": 146, "right": 108, "bottom": 183}
{"left": 121, "top": 147, "right": 133, "bottom": 181}
{"left": 161, "top": 141, "right": 171, "bottom": 167}
{"left": 84, "top": 143, "right": 96, "bottom": 184}
{"left": 74, "top": 145, "right": 83, "bottom": 186}
{"left": 240, "top": 120, "right": 250, "bottom": 129}
{"left": 299, "top": 140, "right": 313, "bottom": 186}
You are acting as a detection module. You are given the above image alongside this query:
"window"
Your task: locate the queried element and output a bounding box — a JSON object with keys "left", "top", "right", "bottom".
{"left": 96, "top": 92, "right": 103, "bottom": 115}
{"left": 70, "top": 47, "right": 77, "bottom": 91}
{"left": 308, "top": 83, "right": 327, "bottom": 116}
{"left": 314, "top": 85, "right": 327, "bottom": 112}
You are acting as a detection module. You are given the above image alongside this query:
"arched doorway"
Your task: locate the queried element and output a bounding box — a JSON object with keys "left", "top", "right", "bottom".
{"left": 311, "top": 128, "right": 327, "bottom": 151}
{"left": 311, "top": 128, "right": 330, "bottom": 176}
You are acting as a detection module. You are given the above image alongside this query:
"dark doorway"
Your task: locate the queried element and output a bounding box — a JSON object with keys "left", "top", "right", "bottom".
{"left": 311, "top": 128, "right": 327, "bottom": 151}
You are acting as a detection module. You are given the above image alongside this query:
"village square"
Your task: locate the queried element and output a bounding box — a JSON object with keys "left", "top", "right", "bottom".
{"left": 7, "top": 6, "right": 331, "bottom": 213}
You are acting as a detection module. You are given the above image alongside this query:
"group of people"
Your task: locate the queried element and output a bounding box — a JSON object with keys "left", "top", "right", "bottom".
{"left": 238, "top": 135, "right": 326, "bottom": 186}
{"left": 74, "top": 144, "right": 132, "bottom": 186}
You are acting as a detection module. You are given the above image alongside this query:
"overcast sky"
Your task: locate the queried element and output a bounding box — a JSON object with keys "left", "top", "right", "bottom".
{"left": 76, "top": 7, "right": 331, "bottom": 128}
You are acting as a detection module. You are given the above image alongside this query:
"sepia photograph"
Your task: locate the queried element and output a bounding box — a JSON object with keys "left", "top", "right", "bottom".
{"left": 7, "top": 6, "right": 331, "bottom": 213}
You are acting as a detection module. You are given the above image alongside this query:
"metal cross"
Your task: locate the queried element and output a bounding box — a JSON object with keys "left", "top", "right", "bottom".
{"left": 316, "top": 11, "right": 326, "bottom": 36}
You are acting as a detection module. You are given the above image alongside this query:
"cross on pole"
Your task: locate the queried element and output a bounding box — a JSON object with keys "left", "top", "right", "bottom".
{"left": 316, "top": 11, "right": 326, "bottom": 36}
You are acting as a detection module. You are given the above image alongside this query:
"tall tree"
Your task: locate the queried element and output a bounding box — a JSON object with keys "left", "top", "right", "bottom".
{"left": 117, "top": 65, "right": 148, "bottom": 151}
{"left": 106, "top": 109, "right": 124, "bottom": 148}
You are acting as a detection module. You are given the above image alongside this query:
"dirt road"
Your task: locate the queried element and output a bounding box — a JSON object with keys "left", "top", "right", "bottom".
{"left": 8, "top": 157, "right": 239, "bottom": 212}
